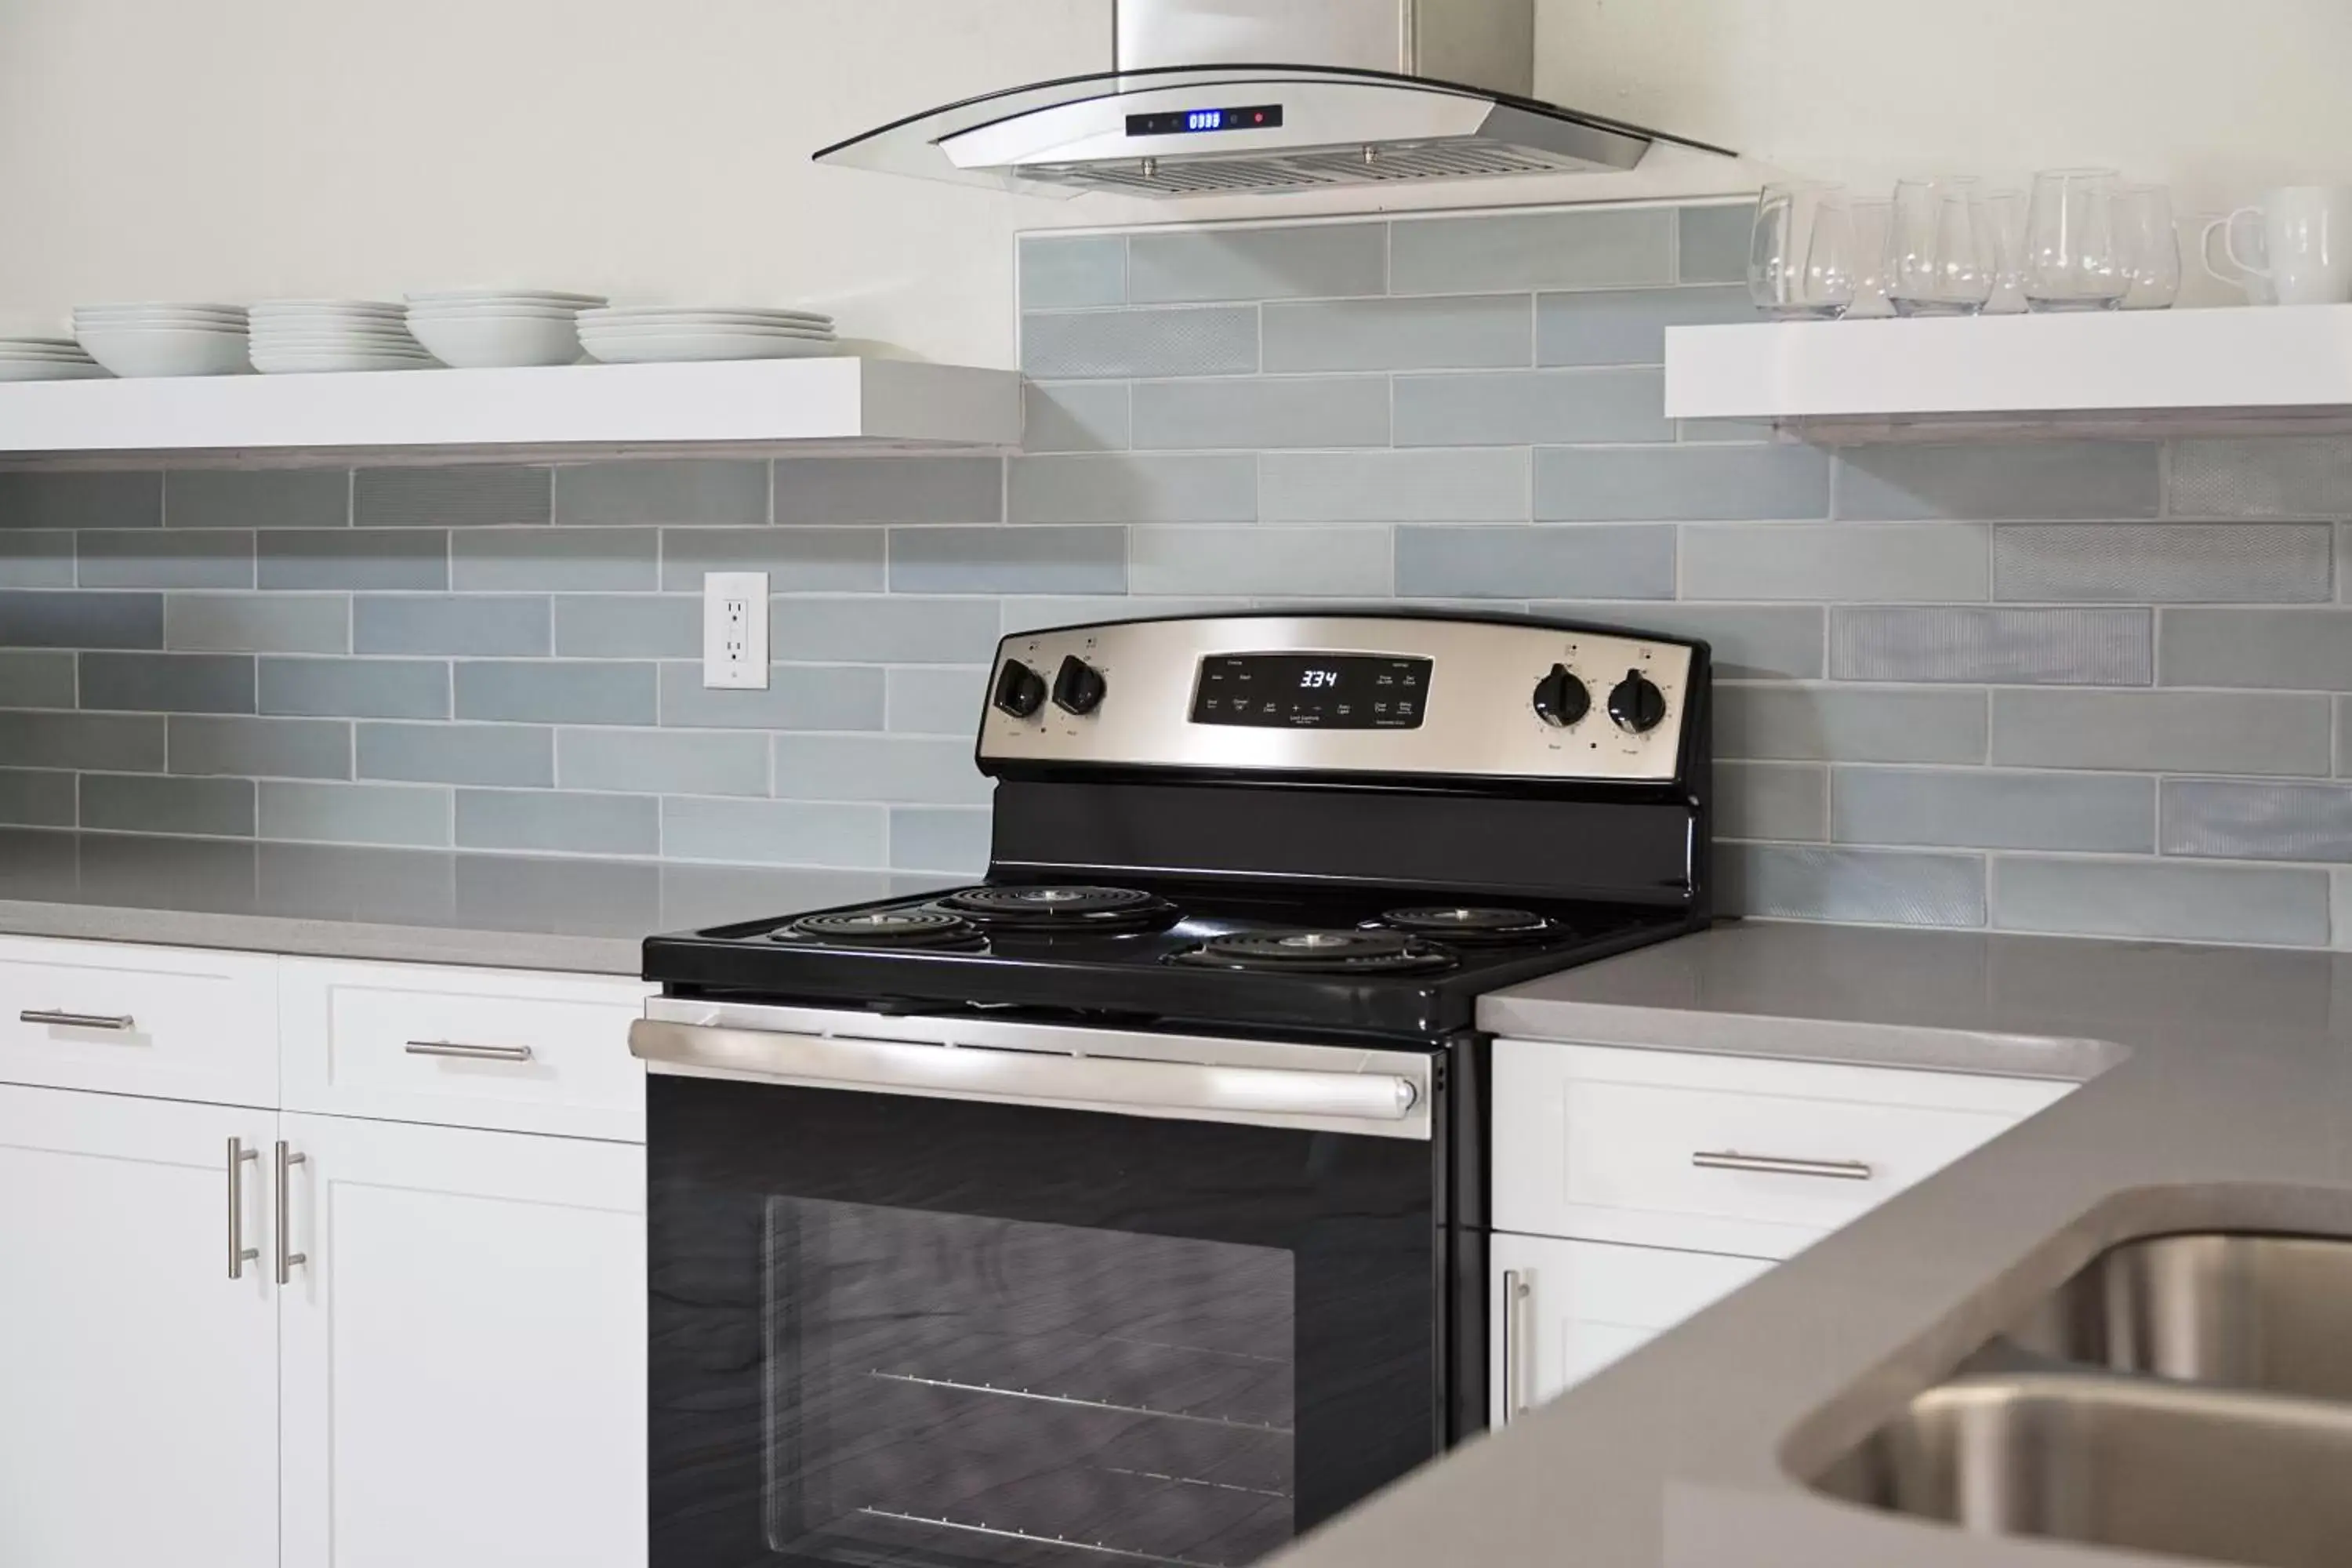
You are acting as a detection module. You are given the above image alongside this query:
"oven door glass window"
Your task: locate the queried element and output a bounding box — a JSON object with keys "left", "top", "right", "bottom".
{"left": 766, "top": 1199, "right": 1294, "bottom": 1566}
{"left": 649, "top": 1073, "right": 1441, "bottom": 1568}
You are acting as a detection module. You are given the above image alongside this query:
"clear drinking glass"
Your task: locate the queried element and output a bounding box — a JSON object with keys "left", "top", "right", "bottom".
{"left": 1980, "top": 188, "right": 2029, "bottom": 314}
{"left": 1847, "top": 199, "right": 1896, "bottom": 318}
{"left": 2118, "top": 183, "right": 2181, "bottom": 309}
{"left": 1886, "top": 177, "right": 1992, "bottom": 315}
{"left": 1748, "top": 182, "right": 1858, "bottom": 320}
{"left": 2024, "top": 167, "right": 2129, "bottom": 311}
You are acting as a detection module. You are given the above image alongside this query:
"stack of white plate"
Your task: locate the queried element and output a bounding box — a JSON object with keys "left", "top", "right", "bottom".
{"left": 72, "top": 303, "right": 250, "bottom": 378}
{"left": 405, "top": 289, "right": 605, "bottom": 368}
{"left": 577, "top": 305, "right": 839, "bottom": 364}
{"left": 249, "top": 299, "right": 436, "bottom": 374}
{"left": 0, "top": 336, "right": 108, "bottom": 383}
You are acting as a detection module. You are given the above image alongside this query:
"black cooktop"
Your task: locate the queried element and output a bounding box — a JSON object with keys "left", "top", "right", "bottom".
{"left": 642, "top": 878, "right": 1697, "bottom": 1042}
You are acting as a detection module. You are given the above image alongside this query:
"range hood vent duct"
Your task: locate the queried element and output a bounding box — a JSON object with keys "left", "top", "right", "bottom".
{"left": 815, "top": 0, "right": 1737, "bottom": 200}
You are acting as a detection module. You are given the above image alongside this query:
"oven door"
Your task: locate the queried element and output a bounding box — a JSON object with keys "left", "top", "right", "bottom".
{"left": 633, "top": 999, "right": 1446, "bottom": 1568}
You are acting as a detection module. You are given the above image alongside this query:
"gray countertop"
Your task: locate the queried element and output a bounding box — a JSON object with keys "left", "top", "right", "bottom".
{"left": 1272, "top": 919, "right": 2352, "bottom": 1568}
{"left": 0, "top": 829, "right": 949, "bottom": 974}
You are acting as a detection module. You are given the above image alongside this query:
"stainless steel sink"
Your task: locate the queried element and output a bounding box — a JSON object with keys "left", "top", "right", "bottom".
{"left": 1809, "top": 1233, "right": 2352, "bottom": 1566}
{"left": 2000, "top": 1232, "right": 2352, "bottom": 1402}
{"left": 1814, "top": 1372, "right": 2352, "bottom": 1568}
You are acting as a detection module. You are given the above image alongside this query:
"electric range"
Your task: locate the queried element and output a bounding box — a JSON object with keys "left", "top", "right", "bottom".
{"left": 634, "top": 611, "right": 1712, "bottom": 1568}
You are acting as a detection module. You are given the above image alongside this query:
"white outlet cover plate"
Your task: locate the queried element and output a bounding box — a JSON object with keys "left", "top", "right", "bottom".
{"left": 703, "top": 571, "right": 770, "bottom": 689}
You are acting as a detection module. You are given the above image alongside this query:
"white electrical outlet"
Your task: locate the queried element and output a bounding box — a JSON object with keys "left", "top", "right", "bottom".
{"left": 702, "top": 572, "right": 770, "bottom": 690}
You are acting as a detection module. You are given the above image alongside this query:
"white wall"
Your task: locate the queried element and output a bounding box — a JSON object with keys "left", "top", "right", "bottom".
{"left": 4, "top": 0, "right": 2350, "bottom": 365}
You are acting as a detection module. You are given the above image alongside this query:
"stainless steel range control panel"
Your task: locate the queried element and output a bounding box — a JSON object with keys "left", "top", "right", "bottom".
{"left": 978, "top": 615, "right": 1697, "bottom": 782}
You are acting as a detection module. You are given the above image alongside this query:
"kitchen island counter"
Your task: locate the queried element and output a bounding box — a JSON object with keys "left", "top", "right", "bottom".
{"left": 1272, "top": 918, "right": 2352, "bottom": 1568}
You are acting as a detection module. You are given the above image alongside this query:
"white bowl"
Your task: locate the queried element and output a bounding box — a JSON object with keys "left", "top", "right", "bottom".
{"left": 75, "top": 326, "right": 250, "bottom": 377}
{"left": 405, "top": 302, "right": 589, "bottom": 322}
{"left": 580, "top": 331, "right": 840, "bottom": 364}
{"left": 581, "top": 320, "right": 833, "bottom": 339}
{"left": 406, "top": 288, "right": 604, "bottom": 307}
{"left": 581, "top": 305, "right": 833, "bottom": 326}
{"left": 74, "top": 299, "right": 245, "bottom": 316}
{"left": 0, "top": 361, "right": 111, "bottom": 382}
{"left": 405, "top": 312, "right": 581, "bottom": 368}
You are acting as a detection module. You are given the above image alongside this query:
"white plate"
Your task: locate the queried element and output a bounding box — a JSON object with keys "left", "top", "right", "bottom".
{"left": 0, "top": 336, "right": 84, "bottom": 350}
{"left": 0, "top": 361, "right": 111, "bottom": 381}
{"left": 406, "top": 288, "right": 604, "bottom": 307}
{"left": 249, "top": 298, "right": 405, "bottom": 314}
{"left": 581, "top": 332, "right": 842, "bottom": 364}
{"left": 580, "top": 306, "right": 833, "bottom": 327}
{"left": 582, "top": 321, "right": 834, "bottom": 340}
{"left": 251, "top": 329, "right": 426, "bottom": 346}
{"left": 0, "top": 352, "right": 101, "bottom": 365}
{"left": 251, "top": 354, "right": 438, "bottom": 375}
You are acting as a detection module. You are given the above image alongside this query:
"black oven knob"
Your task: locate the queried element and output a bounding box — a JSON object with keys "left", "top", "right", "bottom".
{"left": 1607, "top": 669, "right": 1669, "bottom": 734}
{"left": 1532, "top": 664, "right": 1590, "bottom": 728}
{"left": 1051, "top": 655, "right": 1109, "bottom": 716}
{"left": 992, "top": 659, "right": 1047, "bottom": 719}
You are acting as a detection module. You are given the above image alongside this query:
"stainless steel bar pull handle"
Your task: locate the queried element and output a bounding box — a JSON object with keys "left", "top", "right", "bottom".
{"left": 1691, "top": 1150, "right": 1875, "bottom": 1181}
{"left": 274, "top": 1141, "right": 307, "bottom": 1286}
{"left": 22, "top": 1008, "right": 135, "bottom": 1031}
{"left": 1501, "top": 1269, "right": 1532, "bottom": 1427}
{"left": 226, "top": 1138, "right": 258, "bottom": 1279}
{"left": 405, "top": 1040, "right": 534, "bottom": 1062}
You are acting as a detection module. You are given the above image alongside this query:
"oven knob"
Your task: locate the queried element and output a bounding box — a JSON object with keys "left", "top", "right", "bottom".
{"left": 1051, "top": 654, "right": 1109, "bottom": 716}
{"left": 992, "top": 659, "right": 1047, "bottom": 720}
{"left": 1607, "top": 670, "right": 1669, "bottom": 734}
{"left": 1532, "top": 663, "right": 1590, "bottom": 728}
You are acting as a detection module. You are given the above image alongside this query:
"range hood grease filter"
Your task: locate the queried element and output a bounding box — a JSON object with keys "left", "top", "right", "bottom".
{"left": 816, "top": 0, "right": 1736, "bottom": 198}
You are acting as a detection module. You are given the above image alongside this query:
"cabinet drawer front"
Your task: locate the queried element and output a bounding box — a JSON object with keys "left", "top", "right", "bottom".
{"left": 0, "top": 935, "right": 278, "bottom": 1106}
{"left": 1491, "top": 1232, "right": 1771, "bottom": 1420}
{"left": 1494, "top": 1040, "right": 2072, "bottom": 1257}
{"left": 281, "top": 959, "right": 652, "bottom": 1141}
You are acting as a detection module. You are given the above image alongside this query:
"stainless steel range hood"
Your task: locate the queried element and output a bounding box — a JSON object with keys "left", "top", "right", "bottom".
{"left": 815, "top": 0, "right": 1737, "bottom": 199}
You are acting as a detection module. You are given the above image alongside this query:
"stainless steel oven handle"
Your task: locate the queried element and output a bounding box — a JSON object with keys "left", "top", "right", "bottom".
{"left": 629, "top": 1018, "right": 1420, "bottom": 1126}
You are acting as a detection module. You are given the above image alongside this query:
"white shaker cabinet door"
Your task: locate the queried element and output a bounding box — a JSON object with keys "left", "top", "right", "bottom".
{"left": 0, "top": 1083, "right": 281, "bottom": 1568}
{"left": 278, "top": 1112, "right": 647, "bottom": 1568}
{"left": 1490, "top": 1231, "right": 1772, "bottom": 1426}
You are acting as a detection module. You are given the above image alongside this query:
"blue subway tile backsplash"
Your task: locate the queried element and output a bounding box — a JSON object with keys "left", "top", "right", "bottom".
{"left": 3, "top": 198, "right": 2352, "bottom": 949}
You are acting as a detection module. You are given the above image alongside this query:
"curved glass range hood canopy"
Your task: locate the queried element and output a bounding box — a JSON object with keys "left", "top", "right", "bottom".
{"left": 815, "top": 0, "right": 1737, "bottom": 199}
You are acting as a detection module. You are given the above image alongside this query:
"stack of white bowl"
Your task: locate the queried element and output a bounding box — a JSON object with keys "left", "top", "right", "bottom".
{"left": 249, "top": 299, "right": 436, "bottom": 374}
{"left": 577, "top": 305, "right": 839, "bottom": 364}
{"left": 73, "top": 303, "right": 250, "bottom": 378}
{"left": 405, "top": 289, "right": 605, "bottom": 368}
{"left": 0, "top": 336, "right": 107, "bottom": 382}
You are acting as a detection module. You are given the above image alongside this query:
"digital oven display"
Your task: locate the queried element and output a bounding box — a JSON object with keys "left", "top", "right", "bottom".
{"left": 1190, "top": 654, "right": 1432, "bottom": 731}
{"left": 1126, "top": 104, "right": 1286, "bottom": 137}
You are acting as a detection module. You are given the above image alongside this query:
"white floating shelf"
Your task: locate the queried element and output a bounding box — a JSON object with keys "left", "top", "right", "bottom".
{"left": 1665, "top": 304, "right": 2352, "bottom": 441}
{"left": 0, "top": 356, "right": 1022, "bottom": 460}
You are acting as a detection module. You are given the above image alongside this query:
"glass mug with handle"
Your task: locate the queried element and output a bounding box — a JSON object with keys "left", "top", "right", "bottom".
{"left": 2201, "top": 186, "right": 2352, "bottom": 306}
{"left": 1748, "top": 182, "right": 1858, "bottom": 320}
{"left": 1885, "top": 177, "right": 1992, "bottom": 316}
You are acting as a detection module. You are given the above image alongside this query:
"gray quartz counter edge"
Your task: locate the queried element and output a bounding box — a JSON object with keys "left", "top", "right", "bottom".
{"left": 1270, "top": 919, "right": 2352, "bottom": 1568}
{"left": 0, "top": 829, "right": 953, "bottom": 975}
{"left": 0, "top": 898, "right": 651, "bottom": 975}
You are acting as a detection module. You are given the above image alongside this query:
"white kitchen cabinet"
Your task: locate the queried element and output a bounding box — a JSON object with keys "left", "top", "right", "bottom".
{"left": 1493, "top": 1040, "right": 2074, "bottom": 1259}
{"left": 279, "top": 956, "right": 652, "bottom": 1142}
{"left": 1489, "top": 1232, "right": 1771, "bottom": 1424}
{"left": 0, "top": 1083, "right": 281, "bottom": 1568}
{"left": 0, "top": 933, "right": 280, "bottom": 1107}
{"left": 278, "top": 1110, "right": 647, "bottom": 1568}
